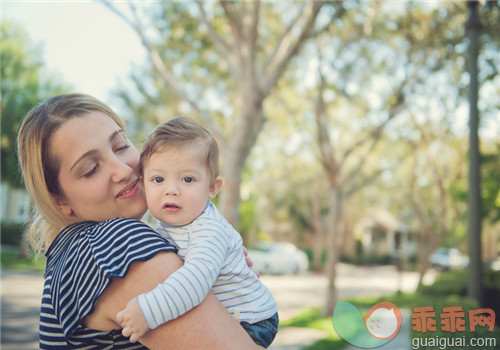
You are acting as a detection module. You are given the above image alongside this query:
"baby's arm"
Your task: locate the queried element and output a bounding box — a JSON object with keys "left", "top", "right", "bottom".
{"left": 118, "top": 222, "right": 228, "bottom": 342}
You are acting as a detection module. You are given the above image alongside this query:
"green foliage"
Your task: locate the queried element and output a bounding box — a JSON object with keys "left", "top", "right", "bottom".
{"left": 0, "top": 222, "right": 25, "bottom": 246}
{"left": 280, "top": 308, "right": 331, "bottom": 331}
{"left": 238, "top": 194, "right": 258, "bottom": 243}
{"left": 418, "top": 269, "right": 469, "bottom": 296}
{"left": 111, "top": 1, "right": 236, "bottom": 135}
{"left": 282, "top": 268, "right": 500, "bottom": 349}
{"left": 279, "top": 308, "right": 345, "bottom": 350}
{"left": 409, "top": 280, "right": 499, "bottom": 350}
{"left": 0, "top": 247, "right": 45, "bottom": 271}
{"left": 416, "top": 268, "right": 500, "bottom": 319}
{"left": 481, "top": 144, "right": 500, "bottom": 223}
{"left": 107, "top": 1, "right": 499, "bottom": 262}
{"left": 1, "top": 20, "right": 70, "bottom": 187}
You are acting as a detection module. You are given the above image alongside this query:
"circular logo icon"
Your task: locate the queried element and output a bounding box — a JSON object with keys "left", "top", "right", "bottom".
{"left": 333, "top": 301, "right": 402, "bottom": 348}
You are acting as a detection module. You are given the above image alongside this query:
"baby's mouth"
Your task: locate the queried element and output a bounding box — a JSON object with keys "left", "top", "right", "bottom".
{"left": 163, "top": 203, "right": 181, "bottom": 212}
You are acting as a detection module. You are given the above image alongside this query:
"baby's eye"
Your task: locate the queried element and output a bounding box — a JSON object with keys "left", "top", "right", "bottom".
{"left": 182, "top": 176, "right": 194, "bottom": 183}
{"left": 152, "top": 176, "right": 164, "bottom": 184}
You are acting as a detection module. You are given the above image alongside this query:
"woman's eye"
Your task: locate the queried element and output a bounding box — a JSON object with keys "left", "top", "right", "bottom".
{"left": 115, "top": 143, "right": 131, "bottom": 152}
{"left": 182, "top": 177, "right": 194, "bottom": 183}
{"left": 83, "top": 165, "right": 99, "bottom": 179}
{"left": 152, "top": 176, "right": 164, "bottom": 184}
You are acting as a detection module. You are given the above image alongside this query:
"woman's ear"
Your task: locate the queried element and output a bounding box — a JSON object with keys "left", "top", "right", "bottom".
{"left": 52, "top": 194, "right": 73, "bottom": 217}
{"left": 209, "top": 176, "right": 223, "bottom": 199}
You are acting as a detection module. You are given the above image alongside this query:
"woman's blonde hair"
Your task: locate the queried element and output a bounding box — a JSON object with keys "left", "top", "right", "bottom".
{"left": 17, "top": 94, "right": 126, "bottom": 254}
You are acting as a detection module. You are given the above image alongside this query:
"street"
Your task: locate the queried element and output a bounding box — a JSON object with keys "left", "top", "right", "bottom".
{"left": 1, "top": 264, "right": 430, "bottom": 349}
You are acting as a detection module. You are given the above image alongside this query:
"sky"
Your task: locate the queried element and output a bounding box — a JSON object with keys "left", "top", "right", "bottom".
{"left": 2, "top": 0, "right": 146, "bottom": 105}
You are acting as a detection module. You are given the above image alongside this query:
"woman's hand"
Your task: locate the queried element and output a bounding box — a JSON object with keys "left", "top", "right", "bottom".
{"left": 243, "top": 246, "right": 259, "bottom": 278}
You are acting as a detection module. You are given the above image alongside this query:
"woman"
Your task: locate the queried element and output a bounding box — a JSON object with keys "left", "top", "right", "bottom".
{"left": 17, "top": 94, "right": 260, "bottom": 349}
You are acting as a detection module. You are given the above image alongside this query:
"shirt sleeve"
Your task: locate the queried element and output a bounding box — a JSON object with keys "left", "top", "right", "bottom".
{"left": 137, "top": 216, "right": 231, "bottom": 329}
{"left": 51, "top": 218, "right": 176, "bottom": 345}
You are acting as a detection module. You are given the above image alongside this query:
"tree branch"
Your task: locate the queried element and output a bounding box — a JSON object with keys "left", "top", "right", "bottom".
{"left": 315, "top": 51, "right": 338, "bottom": 188}
{"left": 220, "top": 0, "right": 242, "bottom": 33}
{"left": 261, "top": 0, "right": 326, "bottom": 96}
{"left": 100, "top": 0, "right": 221, "bottom": 140}
{"left": 248, "top": 0, "right": 260, "bottom": 62}
{"left": 306, "top": 1, "right": 345, "bottom": 38}
{"left": 195, "top": 0, "right": 239, "bottom": 80}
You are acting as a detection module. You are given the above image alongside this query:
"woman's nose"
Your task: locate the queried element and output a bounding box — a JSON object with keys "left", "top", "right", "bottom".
{"left": 110, "top": 156, "right": 134, "bottom": 183}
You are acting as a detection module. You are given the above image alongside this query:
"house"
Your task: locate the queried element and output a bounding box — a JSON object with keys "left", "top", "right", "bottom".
{"left": 1, "top": 182, "right": 30, "bottom": 224}
{"left": 356, "top": 209, "right": 416, "bottom": 262}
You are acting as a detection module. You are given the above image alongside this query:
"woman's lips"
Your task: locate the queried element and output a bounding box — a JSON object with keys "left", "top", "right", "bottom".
{"left": 116, "top": 180, "right": 139, "bottom": 199}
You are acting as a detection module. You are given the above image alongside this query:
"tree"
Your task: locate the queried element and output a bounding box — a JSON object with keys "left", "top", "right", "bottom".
{"left": 465, "top": 0, "right": 500, "bottom": 304}
{"left": 101, "top": 0, "right": 341, "bottom": 228}
{"left": 1, "top": 20, "right": 69, "bottom": 187}
{"left": 304, "top": 0, "right": 497, "bottom": 313}
{"left": 307, "top": 0, "right": 415, "bottom": 315}
{"left": 1, "top": 20, "right": 69, "bottom": 257}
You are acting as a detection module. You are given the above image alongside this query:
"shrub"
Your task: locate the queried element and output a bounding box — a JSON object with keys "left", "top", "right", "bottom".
{"left": 1, "top": 222, "right": 25, "bottom": 246}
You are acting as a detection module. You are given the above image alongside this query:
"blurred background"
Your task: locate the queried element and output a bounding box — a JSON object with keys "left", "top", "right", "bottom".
{"left": 1, "top": 1, "right": 499, "bottom": 349}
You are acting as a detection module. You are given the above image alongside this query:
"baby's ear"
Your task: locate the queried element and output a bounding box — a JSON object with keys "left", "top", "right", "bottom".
{"left": 209, "top": 176, "right": 223, "bottom": 199}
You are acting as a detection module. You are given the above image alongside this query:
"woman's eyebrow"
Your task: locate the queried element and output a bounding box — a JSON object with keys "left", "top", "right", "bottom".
{"left": 70, "top": 149, "right": 98, "bottom": 172}
{"left": 70, "top": 129, "right": 125, "bottom": 172}
{"left": 110, "top": 129, "right": 126, "bottom": 142}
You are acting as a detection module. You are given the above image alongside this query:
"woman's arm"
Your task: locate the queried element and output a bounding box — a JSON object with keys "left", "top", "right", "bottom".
{"left": 83, "top": 251, "right": 260, "bottom": 349}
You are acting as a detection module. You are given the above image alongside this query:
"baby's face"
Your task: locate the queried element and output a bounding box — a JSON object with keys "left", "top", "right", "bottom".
{"left": 365, "top": 307, "right": 398, "bottom": 339}
{"left": 142, "top": 146, "right": 218, "bottom": 226}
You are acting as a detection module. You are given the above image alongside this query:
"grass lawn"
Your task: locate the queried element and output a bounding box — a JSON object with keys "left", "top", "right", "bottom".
{"left": 0, "top": 246, "right": 45, "bottom": 271}
{"left": 278, "top": 296, "right": 416, "bottom": 350}
{"left": 280, "top": 307, "right": 345, "bottom": 350}
{"left": 279, "top": 270, "right": 500, "bottom": 350}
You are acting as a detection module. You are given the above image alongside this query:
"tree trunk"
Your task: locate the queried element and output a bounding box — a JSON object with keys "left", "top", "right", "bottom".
{"left": 466, "top": 0, "right": 483, "bottom": 304}
{"left": 219, "top": 100, "right": 265, "bottom": 227}
{"left": 324, "top": 187, "right": 341, "bottom": 316}
{"left": 311, "top": 193, "right": 325, "bottom": 270}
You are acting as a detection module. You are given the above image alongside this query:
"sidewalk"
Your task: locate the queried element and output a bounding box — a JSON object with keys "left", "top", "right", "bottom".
{"left": 1, "top": 270, "right": 43, "bottom": 350}
{"left": 270, "top": 327, "right": 330, "bottom": 350}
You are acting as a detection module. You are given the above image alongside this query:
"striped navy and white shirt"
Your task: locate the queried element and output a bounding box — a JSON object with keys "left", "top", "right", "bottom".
{"left": 137, "top": 201, "right": 278, "bottom": 329}
{"left": 39, "top": 218, "right": 176, "bottom": 349}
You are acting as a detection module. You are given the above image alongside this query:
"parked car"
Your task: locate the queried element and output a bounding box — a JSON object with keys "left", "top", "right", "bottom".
{"left": 247, "top": 242, "right": 309, "bottom": 275}
{"left": 430, "top": 248, "right": 469, "bottom": 270}
{"left": 486, "top": 258, "right": 500, "bottom": 271}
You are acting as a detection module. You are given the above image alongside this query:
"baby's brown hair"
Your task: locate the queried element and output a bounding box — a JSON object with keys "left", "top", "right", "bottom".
{"left": 140, "top": 117, "right": 219, "bottom": 181}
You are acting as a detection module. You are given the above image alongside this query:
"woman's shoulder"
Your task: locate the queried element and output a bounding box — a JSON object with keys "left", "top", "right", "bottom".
{"left": 47, "top": 218, "right": 177, "bottom": 278}
{"left": 44, "top": 218, "right": 177, "bottom": 344}
{"left": 92, "top": 217, "right": 159, "bottom": 241}
{"left": 89, "top": 218, "right": 177, "bottom": 277}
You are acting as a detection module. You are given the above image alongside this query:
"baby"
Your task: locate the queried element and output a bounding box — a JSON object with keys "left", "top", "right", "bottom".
{"left": 117, "top": 116, "right": 279, "bottom": 348}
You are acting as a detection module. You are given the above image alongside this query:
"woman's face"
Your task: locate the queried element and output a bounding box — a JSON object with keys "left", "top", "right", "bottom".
{"left": 50, "top": 111, "right": 147, "bottom": 222}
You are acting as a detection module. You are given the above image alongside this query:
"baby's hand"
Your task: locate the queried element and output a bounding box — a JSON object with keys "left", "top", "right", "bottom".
{"left": 116, "top": 297, "right": 150, "bottom": 343}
